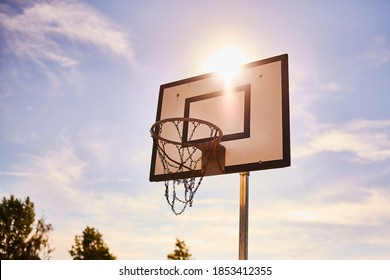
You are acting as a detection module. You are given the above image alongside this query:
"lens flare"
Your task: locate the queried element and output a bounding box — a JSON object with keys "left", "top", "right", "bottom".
{"left": 204, "top": 46, "right": 247, "bottom": 86}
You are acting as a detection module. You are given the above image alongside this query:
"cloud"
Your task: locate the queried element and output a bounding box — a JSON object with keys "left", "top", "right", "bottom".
{"left": 269, "top": 187, "right": 390, "bottom": 226}
{"left": 363, "top": 35, "right": 390, "bottom": 66}
{"left": 78, "top": 125, "right": 145, "bottom": 169}
{"left": 320, "top": 81, "right": 343, "bottom": 92}
{"left": 0, "top": 171, "right": 32, "bottom": 177}
{"left": 244, "top": 180, "right": 390, "bottom": 259}
{"left": 13, "top": 133, "right": 88, "bottom": 197}
{"left": 294, "top": 119, "right": 390, "bottom": 162}
{"left": 0, "top": 0, "right": 134, "bottom": 67}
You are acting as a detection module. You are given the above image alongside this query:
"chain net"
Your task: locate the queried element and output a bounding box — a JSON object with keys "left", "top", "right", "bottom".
{"left": 151, "top": 118, "right": 222, "bottom": 215}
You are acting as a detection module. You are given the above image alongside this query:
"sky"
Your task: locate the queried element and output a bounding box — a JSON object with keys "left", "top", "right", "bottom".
{"left": 1, "top": 0, "right": 390, "bottom": 260}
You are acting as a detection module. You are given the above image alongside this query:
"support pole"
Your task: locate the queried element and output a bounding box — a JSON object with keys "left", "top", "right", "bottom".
{"left": 239, "top": 172, "right": 249, "bottom": 260}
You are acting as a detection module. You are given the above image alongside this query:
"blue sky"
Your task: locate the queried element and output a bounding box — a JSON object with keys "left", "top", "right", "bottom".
{"left": 1, "top": 0, "right": 390, "bottom": 259}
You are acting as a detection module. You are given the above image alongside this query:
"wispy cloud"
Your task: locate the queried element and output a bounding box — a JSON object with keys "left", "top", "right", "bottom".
{"left": 13, "top": 133, "right": 88, "bottom": 197}
{"left": 295, "top": 119, "right": 390, "bottom": 162}
{"left": 0, "top": 0, "right": 134, "bottom": 67}
{"left": 363, "top": 35, "right": 390, "bottom": 66}
{"left": 320, "top": 81, "right": 343, "bottom": 92}
{"left": 78, "top": 125, "right": 144, "bottom": 169}
{"left": 261, "top": 187, "right": 390, "bottom": 226}
{"left": 0, "top": 171, "right": 32, "bottom": 177}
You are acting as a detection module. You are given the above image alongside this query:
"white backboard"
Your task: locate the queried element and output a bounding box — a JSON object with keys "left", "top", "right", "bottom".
{"left": 150, "top": 54, "right": 290, "bottom": 182}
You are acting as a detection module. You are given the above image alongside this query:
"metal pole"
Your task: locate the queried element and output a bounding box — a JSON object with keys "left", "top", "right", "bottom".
{"left": 239, "top": 172, "right": 249, "bottom": 260}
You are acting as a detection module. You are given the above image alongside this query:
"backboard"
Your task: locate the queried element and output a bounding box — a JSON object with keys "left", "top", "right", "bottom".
{"left": 150, "top": 54, "right": 290, "bottom": 182}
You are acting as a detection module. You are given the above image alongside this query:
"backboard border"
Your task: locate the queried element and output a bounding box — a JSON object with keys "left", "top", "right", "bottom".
{"left": 183, "top": 83, "right": 251, "bottom": 143}
{"left": 150, "top": 54, "right": 290, "bottom": 182}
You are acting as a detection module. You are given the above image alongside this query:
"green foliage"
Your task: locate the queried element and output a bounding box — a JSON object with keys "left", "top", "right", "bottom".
{"left": 167, "top": 238, "right": 193, "bottom": 260}
{"left": 69, "top": 226, "right": 116, "bottom": 260}
{"left": 0, "top": 195, "right": 53, "bottom": 259}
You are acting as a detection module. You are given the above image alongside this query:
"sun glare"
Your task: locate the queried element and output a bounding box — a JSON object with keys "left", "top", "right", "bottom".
{"left": 204, "top": 46, "right": 248, "bottom": 86}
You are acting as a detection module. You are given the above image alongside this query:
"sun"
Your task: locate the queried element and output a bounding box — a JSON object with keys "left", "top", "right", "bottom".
{"left": 204, "top": 46, "right": 248, "bottom": 86}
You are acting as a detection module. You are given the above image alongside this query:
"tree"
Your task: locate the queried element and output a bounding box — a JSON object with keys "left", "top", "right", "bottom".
{"left": 0, "top": 195, "right": 53, "bottom": 259}
{"left": 69, "top": 226, "right": 116, "bottom": 260}
{"left": 167, "top": 238, "right": 193, "bottom": 260}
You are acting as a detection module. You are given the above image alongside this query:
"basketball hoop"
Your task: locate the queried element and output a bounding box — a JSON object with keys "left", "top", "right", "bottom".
{"left": 150, "top": 117, "right": 225, "bottom": 215}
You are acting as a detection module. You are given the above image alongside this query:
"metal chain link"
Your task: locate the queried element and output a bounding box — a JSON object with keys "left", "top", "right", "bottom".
{"left": 152, "top": 119, "right": 216, "bottom": 215}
